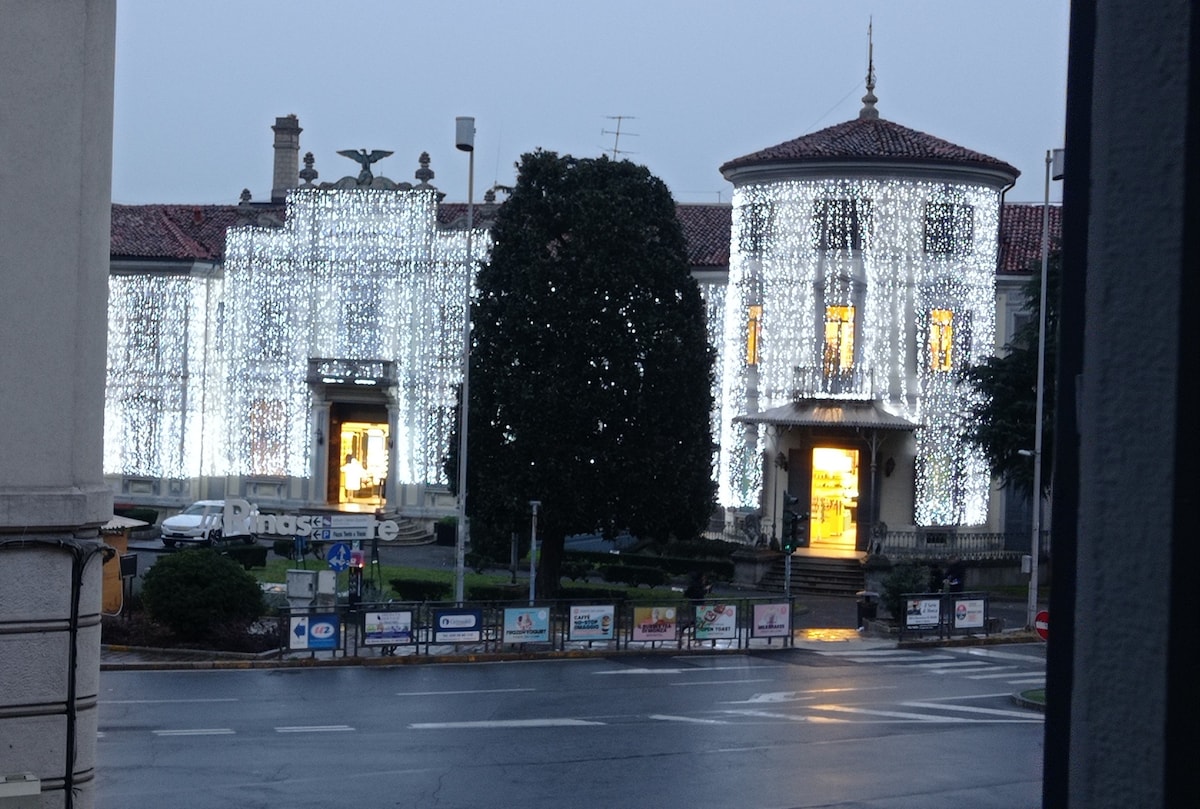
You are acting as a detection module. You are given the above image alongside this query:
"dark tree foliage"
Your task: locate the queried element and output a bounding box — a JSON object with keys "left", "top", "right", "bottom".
{"left": 961, "top": 251, "right": 1060, "bottom": 496}
{"left": 450, "top": 151, "right": 716, "bottom": 596}
{"left": 140, "top": 548, "right": 264, "bottom": 641}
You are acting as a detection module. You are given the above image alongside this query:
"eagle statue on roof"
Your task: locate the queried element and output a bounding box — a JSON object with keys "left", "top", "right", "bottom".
{"left": 336, "top": 149, "right": 394, "bottom": 185}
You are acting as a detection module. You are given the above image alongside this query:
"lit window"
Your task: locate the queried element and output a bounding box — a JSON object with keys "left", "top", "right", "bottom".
{"left": 929, "top": 309, "right": 954, "bottom": 371}
{"left": 823, "top": 306, "right": 855, "bottom": 373}
{"left": 924, "top": 203, "right": 974, "bottom": 255}
{"left": 746, "top": 305, "right": 762, "bottom": 365}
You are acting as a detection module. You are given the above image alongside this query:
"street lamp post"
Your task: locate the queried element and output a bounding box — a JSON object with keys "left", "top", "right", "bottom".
{"left": 1027, "top": 147, "right": 1064, "bottom": 630}
{"left": 528, "top": 500, "right": 541, "bottom": 605}
{"left": 454, "top": 116, "right": 475, "bottom": 605}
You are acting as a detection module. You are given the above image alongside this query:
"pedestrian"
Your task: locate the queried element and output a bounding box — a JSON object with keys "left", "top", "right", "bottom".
{"left": 684, "top": 571, "right": 709, "bottom": 602}
{"left": 341, "top": 453, "right": 365, "bottom": 500}
{"left": 945, "top": 556, "right": 966, "bottom": 593}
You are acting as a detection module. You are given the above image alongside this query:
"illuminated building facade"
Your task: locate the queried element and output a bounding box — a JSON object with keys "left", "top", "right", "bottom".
{"left": 106, "top": 118, "right": 489, "bottom": 516}
{"left": 710, "top": 79, "right": 1021, "bottom": 555}
{"left": 104, "top": 113, "right": 1050, "bottom": 543}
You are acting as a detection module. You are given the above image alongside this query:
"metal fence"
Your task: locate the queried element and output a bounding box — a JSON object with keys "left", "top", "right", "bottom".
{"left": 705, "top": 521, "right": 1050, "bottom": 562}
{"left": 278, "top": 595, "right": 798, "bottom": 660}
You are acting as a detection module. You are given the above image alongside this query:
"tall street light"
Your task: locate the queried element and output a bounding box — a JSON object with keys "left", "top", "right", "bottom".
{"left": 528, "top": 500, "right": 541, "bottom": 605}
{"left": 454, "top": 116, "right": 475, "bottom": 604}
{"left": 1028, "top": 147, "right": 1064, "bottom": 630}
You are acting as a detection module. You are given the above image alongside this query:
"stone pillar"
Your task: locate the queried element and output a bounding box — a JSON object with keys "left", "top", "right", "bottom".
{"left": 271, "top": 114, "right": 302, "bottom": 203}
{"left": 0, "top": 2, "right": 116, "bottom": 808}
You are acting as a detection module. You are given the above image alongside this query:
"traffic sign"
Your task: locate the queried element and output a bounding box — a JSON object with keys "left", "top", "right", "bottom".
{"left": 326, "top": 542, "right": 351, "bottom": 572}
{"left": 1034, "top": 609, "right": 1049, "bottom": 641}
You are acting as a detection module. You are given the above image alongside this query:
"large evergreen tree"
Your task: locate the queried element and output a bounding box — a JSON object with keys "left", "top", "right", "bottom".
{"left": 961, "top": 251, "right": 1060, "bottom": 496}
{"left": 455, "top": 151, "right": 715, "bottom": 596}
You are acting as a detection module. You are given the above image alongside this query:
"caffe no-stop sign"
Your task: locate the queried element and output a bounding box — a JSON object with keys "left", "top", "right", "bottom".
{"left": 1034, "top": 610, "right": 1050, "bottom": 641}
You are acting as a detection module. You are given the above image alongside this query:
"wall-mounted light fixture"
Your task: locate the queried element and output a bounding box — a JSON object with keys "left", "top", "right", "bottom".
{"left": 884, "top": 457, "right": 895, "bottom": 477}
{"left": 316, "top": 426, "right": 324, "bottom": 446}
{"left": 774, "top": 451, "right": 788, "bottom": 471}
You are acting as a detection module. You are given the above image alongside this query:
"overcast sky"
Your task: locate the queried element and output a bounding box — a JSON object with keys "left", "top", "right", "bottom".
{"left": 111, "top": 0, "right": 1070, "bottom": 207}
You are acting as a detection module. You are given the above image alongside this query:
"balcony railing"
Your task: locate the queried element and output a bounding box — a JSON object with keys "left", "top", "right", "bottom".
{"left": 791, "top": 365, "right": 873, "bottom": 399}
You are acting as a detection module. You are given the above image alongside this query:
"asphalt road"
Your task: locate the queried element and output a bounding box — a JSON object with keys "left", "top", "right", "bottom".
{"left": 97, "top": 643, "right": 1046, "bottom": 809}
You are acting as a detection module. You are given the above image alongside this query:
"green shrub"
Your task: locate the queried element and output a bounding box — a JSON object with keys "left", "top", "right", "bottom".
{"left": 466, "top": 583, "right": 527, "bottom": 603}
{"left": 221, "top": 545, "right": 268, "bottom": 570}
{"left": 880, "top": 561, "right": 936, "bottom": 620}
{"left": 388, "top": 578, "right": 450, "bottom": 602}
{"left": 560, "top": 559, "right": 593, "bottom": 581}
{"left": 140, "top": 548, "right": 264, "bottom": 641}
{"left": 114, "top": 506, "right": 159, "bottom": 525}
{"left": 598, "top": 564, "right": 668, "bottom": 588}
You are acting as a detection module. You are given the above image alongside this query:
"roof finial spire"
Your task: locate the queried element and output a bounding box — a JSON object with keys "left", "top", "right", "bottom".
{"left": 859, "top": 17, "right": 879, "bottom": 120}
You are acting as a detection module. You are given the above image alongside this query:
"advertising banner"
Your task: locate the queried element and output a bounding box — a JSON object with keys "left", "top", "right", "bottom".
{"left": 568, "top": 605, "right": 615, "bottom": 641}
{"left": 953, "top": 598, "right": 986, "bottom": 629}
{"left": 905, "top": 597, "right": 942, "bottom": 628}
{"left": 751, "top": 602, "right": 791, "bottom": 638}
{"left": 362, "top": 610, "right": 414, "bottom": 646}
{"left": 288, "top": 613, "right": 339, "bottom": 650}
{"left": 631, "top": 606, "right": 677, "bottom": 642}
{"left": 694, "top": 603, "right": 737, "bottom": 640}
{"left": 502, "top": 608, "right": 551, "bottom": 643}
{"left": 433, "top": 608, "right": 483, "bottom": 643}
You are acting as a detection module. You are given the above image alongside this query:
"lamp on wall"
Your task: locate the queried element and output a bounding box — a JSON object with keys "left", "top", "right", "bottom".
{"left": 316, "top": 426, "right": 324, "bottom": 446}
{"left": 884, "top": 457, "right": 895, "bottom": 477}
{"left": 774, "top": 451, "right": 787, "bottom": 471}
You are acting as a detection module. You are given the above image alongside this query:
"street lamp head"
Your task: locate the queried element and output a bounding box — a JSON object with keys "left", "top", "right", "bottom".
{"left": 455, "top": 117, "right": 475, "bottom": 152}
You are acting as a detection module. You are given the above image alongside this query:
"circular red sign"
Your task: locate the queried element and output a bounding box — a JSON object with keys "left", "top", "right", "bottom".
{"left": 1034, "top": 610, "right": 1049, "bottom": 641}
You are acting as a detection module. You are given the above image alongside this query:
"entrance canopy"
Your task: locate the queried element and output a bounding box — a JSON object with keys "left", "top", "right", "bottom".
{"left": 733, "top": 399, "right": 919, "bottom": 431}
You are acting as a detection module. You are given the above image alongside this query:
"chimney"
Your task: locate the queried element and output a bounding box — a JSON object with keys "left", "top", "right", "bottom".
{"left": 271, "top": 114, "right": 302, "bottom": 203}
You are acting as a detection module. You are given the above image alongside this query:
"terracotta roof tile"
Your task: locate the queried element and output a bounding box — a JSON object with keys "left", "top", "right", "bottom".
{"left": 110, "top": 204, "right": 261, "bottom": 261}
{"left": 720, "top": 116, "right": 1019, "bottom": 178}
{"left": 998, "top": 203, "right": 1062, "bottom": 274}
{"left": 108, "top": 199, "right": 1057, "bottom": 274}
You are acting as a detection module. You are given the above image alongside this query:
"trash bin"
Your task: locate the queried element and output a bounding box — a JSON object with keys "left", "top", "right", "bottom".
{"left": 856, "top": 590, "right": 879, "bottom": 629}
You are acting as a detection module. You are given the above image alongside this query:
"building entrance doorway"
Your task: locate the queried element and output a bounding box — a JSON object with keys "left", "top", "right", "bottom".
{"left": 808, "top": 446, "right": 860, "bottom": 553}
{"left": 327, "top": 402, "right": 389, "bottom": 507}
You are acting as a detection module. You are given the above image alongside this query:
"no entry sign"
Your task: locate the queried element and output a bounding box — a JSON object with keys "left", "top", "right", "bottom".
{"left": 1034, "top": 610, "right": 1049, "bottom": 641}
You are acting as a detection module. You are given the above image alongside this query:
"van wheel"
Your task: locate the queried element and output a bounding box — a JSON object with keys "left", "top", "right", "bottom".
{"left": 163, "top": 539, "right": 176, "bottom": 548}
{"left": 242, "top": 535, "right": 257, "bottom": 545}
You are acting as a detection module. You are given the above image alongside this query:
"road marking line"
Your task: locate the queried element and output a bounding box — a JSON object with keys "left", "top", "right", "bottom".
{"left": 650, "top": 714, "right": 728, "bottom": 724}
{"left": 410, "top": 718, "right": 603, "bottom": 729}
{"left": 809, "top": 704, "right": 972, "bottom": 722}
{"left": 152, "top": 728, "right": 235, "bottom": 736}
{"left": 964, "top": 667, "right": 1023, "bottom": 678}
{"left": 275, "top": 725, "right": 355, "bottom": 733}
{"left": 398, "top": 688, "right": 534, "bottom": 696}
{"left": 901, "top": 701, "right": 1043, "bottom": 720}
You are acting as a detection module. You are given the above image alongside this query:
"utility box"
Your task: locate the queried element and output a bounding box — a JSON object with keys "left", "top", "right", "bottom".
{"left": 316, "top": 569, "right": 336, "bottom": 595}
{"left": 287, "top": 569, "right": 317, "bottom": 598}
{"left": 0, "top": 773, "right": 40, "bottom": 809}
{"left": 286, "top": 569, "right": 317, "bottom": 609}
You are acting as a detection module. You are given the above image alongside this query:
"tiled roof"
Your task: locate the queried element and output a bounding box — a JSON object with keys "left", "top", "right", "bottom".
{"left": 110, "top": 204, "right": 259, "bottom": 262}
{"left": 720, "top": 116, "right": 1019, "bottom": 179}
{"left": 108, "top": 199, "right": 1056, "bottom": 274}
{"left": 998, "top": 203, "right": 1062, "bottom": 274}
{"left": 675, "top": 203, "right": 731, "bottom": 267}
{"left": 733, "top": 399, "right": 919, "bottom": 430}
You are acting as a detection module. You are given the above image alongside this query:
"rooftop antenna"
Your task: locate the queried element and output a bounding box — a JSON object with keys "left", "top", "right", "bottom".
{"left": 602, "top": 115, "right": 638, "bottom": 158}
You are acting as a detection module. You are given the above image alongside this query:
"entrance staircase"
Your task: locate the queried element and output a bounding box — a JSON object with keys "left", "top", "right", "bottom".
{"left": 756, "top": 554, "right": 866, "bottom": 596}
